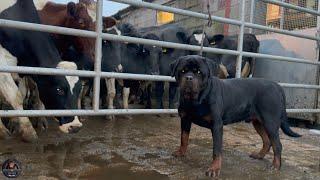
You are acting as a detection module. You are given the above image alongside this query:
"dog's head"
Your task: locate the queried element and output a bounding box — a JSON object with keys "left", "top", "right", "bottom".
{"left": 171, "top": 55, "right": 220, "bottom": 102}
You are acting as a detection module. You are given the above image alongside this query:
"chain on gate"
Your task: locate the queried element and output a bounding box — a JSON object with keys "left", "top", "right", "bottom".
{"left": 199, "top": 0, "right": 213, "bottom": 56}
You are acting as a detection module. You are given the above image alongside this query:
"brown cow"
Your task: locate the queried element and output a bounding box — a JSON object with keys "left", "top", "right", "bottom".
{"left": 38, "top": 1, "right": 96, "bottom": 60}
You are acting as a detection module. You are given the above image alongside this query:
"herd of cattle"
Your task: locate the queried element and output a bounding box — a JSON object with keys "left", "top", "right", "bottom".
{"left": 0, "top": 0, "right": 260, "bottom": 142}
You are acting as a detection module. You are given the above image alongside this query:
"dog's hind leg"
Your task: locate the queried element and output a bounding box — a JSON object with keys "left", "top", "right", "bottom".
{"left": 249, "top": 119, "right": 271, "bottom": 159}
{"left": 262, "top": 119, "right": 283, "bottom": 170}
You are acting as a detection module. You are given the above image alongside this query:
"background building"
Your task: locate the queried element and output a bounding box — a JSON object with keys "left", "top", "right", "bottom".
{"left": 114, "top": 0, "right": 319, "bottom": 36}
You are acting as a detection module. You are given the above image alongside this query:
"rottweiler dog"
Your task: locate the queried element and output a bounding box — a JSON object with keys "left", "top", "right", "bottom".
{"left": 170, "top": 55, "right": 301, "bottom": 177}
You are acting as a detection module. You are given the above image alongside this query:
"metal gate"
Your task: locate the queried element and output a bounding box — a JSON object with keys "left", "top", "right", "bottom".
{"left": 1, "top": 0, "right": 320, "bottom": 120}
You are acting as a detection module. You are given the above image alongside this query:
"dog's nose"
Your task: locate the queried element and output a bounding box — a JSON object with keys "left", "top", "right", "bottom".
{"left": 186, "top": 75, "right": 193, "bottom": 81}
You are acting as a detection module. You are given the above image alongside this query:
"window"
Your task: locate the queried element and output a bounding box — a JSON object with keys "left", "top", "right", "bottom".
{"left": 157, "top": 11, "right": 174, "bottom": 25}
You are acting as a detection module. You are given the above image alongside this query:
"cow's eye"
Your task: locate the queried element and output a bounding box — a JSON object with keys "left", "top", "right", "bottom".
{"left": 181, "top": 69, "right": 185, "bottom": 73}
{"left": 56, "top": 88, "right": 65, "bottom": 96}
{"left": 197, "top": 70, "right": 201, "bottom": 74}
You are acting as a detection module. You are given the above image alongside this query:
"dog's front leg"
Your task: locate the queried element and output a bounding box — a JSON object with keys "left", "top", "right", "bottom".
{"left": 206, "top": 111, "right": 223, "bottom": 178}
{"left": 173, "top": 112, "right": 191, "bottom": 157}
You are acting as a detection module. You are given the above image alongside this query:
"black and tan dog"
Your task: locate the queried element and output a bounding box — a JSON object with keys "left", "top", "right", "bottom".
{"left": 170, "top": 55, "right": 301, "bottom": 177}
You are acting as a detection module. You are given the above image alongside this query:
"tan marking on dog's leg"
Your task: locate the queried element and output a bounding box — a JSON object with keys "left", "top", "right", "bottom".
{"left": 173, "top": 131, "right": 189, "bottom": 157}
{"left": 206, "top": 155, "right": 222, "bottom": 177}
{"left": 250, "top": 119, "right": 271, "bottom": 159}
{"left": 241, "top": 61, "right": 251, "bottom": 78}
{"left": 123, "top": 87, "right": 130, "bottom": 109}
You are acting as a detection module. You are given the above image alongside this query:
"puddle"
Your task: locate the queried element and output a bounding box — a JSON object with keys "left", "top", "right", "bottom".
{"left": 0, "top": 114, "right": 319, "bottom": 179}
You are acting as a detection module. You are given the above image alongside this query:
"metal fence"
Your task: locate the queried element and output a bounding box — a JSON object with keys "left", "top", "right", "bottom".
{"left": 1, "top": 0, "right": 320, "bottom": 117}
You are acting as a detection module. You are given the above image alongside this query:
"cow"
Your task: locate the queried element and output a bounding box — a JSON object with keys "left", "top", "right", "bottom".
{"left": 0, "top": 0, "right": 83, "bottom": 142}
{"left": 115, "top": 23, "right": 161, "bottom": 117}
{"left": 208, "top": 33, "right": 260, "bottom": 78}
{"left": 138, "top": 25, "right": 192, "bottom": 110}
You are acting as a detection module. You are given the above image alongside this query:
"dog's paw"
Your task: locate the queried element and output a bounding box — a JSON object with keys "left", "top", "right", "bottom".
{"left": 205, "top": 167, "right": 221, "bottom": 178}
{"left": 249, "top": 152, "right": 264, "bottom": 160}
{"left": 172, "top": 149, "right": 186, "bottom": 157}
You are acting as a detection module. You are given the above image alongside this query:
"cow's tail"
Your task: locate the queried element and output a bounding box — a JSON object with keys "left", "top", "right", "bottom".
{"left": 279, "top": 87, "right": 302, "bottom": 138}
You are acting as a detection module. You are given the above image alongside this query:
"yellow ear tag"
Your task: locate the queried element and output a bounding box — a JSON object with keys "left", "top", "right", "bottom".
{"left": 162, "top": 48, "right": 167, "bottom": 53}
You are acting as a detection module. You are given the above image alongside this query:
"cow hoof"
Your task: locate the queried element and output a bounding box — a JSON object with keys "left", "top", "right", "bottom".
{"left": 20, "top": 126, "right": 38, "bottom": 143}
{"left": 106, "top": 115, "right": 115, "bottom": 120}
{"left": 0, "top": 128, "right": 10, "bottom": 139}
{"left": 37, "top": 118, "right": 48, "bottom": 132}
{"left": 121, "top": 115, "right": 132, "bottom": 120}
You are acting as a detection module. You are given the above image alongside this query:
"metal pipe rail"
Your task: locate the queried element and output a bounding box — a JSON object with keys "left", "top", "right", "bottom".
{"left": 0, "top": 0, "right": 320, "bottom": 115}
{"left": 0, "top": 108, "right": 313, "bottom": 117}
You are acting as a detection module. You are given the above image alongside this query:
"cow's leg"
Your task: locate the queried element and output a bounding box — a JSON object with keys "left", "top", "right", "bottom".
{"left": 241, "top": 61, "right": 251, "bottom": 78}
{"left": 146, "top": 83, "right": 152, "bottom": 109}
{"left": 0, "top": 74, "right": 37, "bottom": 142}
{"left": 249, "top": 58, "right": 256, "bottom": 78}
{"left": 80, "top": 81, "right": 91, "bottom": 109}
{"left": 0, "top": 118, "right": 10, "bottom": 139}
{"left": 122, "top": 87, "right": 132, "bottom": 119}
{"left": 155, "top": 81, "right": 164, "bottom": 109}
{"left": 169, "top": 82, "right": 178, "bottom": 117}
{"left": 106, "top": 78, "right": 116, "bottom": 120}
{"left": 22, "top": 77, "right": 48, "bottom": 132}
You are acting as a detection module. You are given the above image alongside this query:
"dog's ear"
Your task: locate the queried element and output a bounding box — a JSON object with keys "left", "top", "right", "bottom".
{"left": 202, "top": 57, "right": 215, "bottom": 77}
{"left": 170, "top": 57, "right": 182, "bottom": 77}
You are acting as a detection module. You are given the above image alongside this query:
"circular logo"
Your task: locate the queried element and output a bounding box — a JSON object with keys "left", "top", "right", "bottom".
{"left": 1, "top": 159, "right": 22, "bottom": 178}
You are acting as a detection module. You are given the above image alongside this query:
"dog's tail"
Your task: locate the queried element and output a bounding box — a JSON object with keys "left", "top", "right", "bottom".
{"left": 281, "top": 121, "right": 301, "bottom": 137}
{"left": 279, "top": 87, "right": 302, "bottom": 138}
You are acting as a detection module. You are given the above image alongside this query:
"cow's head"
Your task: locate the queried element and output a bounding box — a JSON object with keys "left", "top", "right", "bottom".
{"left": 35, "top": 62, "right": 83, "bottom": 133}
{"left": 101, "top": 17, "right": 122, "bottom": 73}
{"left": 140, "top": 33, "right": 161, "bottom": 75}
{"left": 64, "top": 2, "right": 96, "bottom": 60}
{"left": 187, "top": 30, "right": 209, "bottom": 55}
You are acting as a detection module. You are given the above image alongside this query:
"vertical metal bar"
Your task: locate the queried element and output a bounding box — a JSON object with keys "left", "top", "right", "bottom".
{"left": 314, "top": 0, "right": 320, "bottom": 124}
{"left": 249, "top": 0, "right": 255, "bottom": 33}
{"left": 280, "top": 0, "right": 285, "bottom": 29}
{"left": 235, "top": 0, "right": 246, "bottom": 78}
{"left": 93, "top": 0, "right": 103, "bottom": 111}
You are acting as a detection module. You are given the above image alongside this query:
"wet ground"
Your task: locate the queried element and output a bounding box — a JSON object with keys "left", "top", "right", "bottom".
{"left": 0, "top": 113, "right": 319, "bottom": 179}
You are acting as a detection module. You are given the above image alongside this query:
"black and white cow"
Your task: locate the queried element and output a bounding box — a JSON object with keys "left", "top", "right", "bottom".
{"left": 117, "top": 23, "right": 161, "bottom": 113}
{"left": 0, "top": 0, "right": 82, "bottom": 142}
{"left": 208, "top": 33, "right": 260, "bottom": 78}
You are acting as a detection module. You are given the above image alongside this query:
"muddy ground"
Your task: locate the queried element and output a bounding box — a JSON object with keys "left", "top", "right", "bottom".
{"left": 0, "top": 114, "right": 319, "bottom": 179}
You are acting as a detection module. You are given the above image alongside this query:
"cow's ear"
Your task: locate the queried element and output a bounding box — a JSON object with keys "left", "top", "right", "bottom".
{"left": 103, "top": 17, "right": 117, "bottom": 29}
{"left": 176, "top": 32, "right": 188, "bottom": 43}
{"left": 209, "top": 34, "right": 224, "bottom": 45}
{"left": 67, "top": 2, "right": 77, "bottom": 17}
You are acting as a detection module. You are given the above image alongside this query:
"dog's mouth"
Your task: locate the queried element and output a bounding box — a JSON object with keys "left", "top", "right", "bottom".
{"left": 182, "top": 88, "right": 198, "bottom": 100}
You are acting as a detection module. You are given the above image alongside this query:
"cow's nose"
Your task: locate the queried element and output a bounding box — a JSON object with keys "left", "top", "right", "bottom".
{"left": 186, "top": 75, "right": 193, "bottom": 81}
{"left": 68, "top": 126, "right": 82, "bottom": 133}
